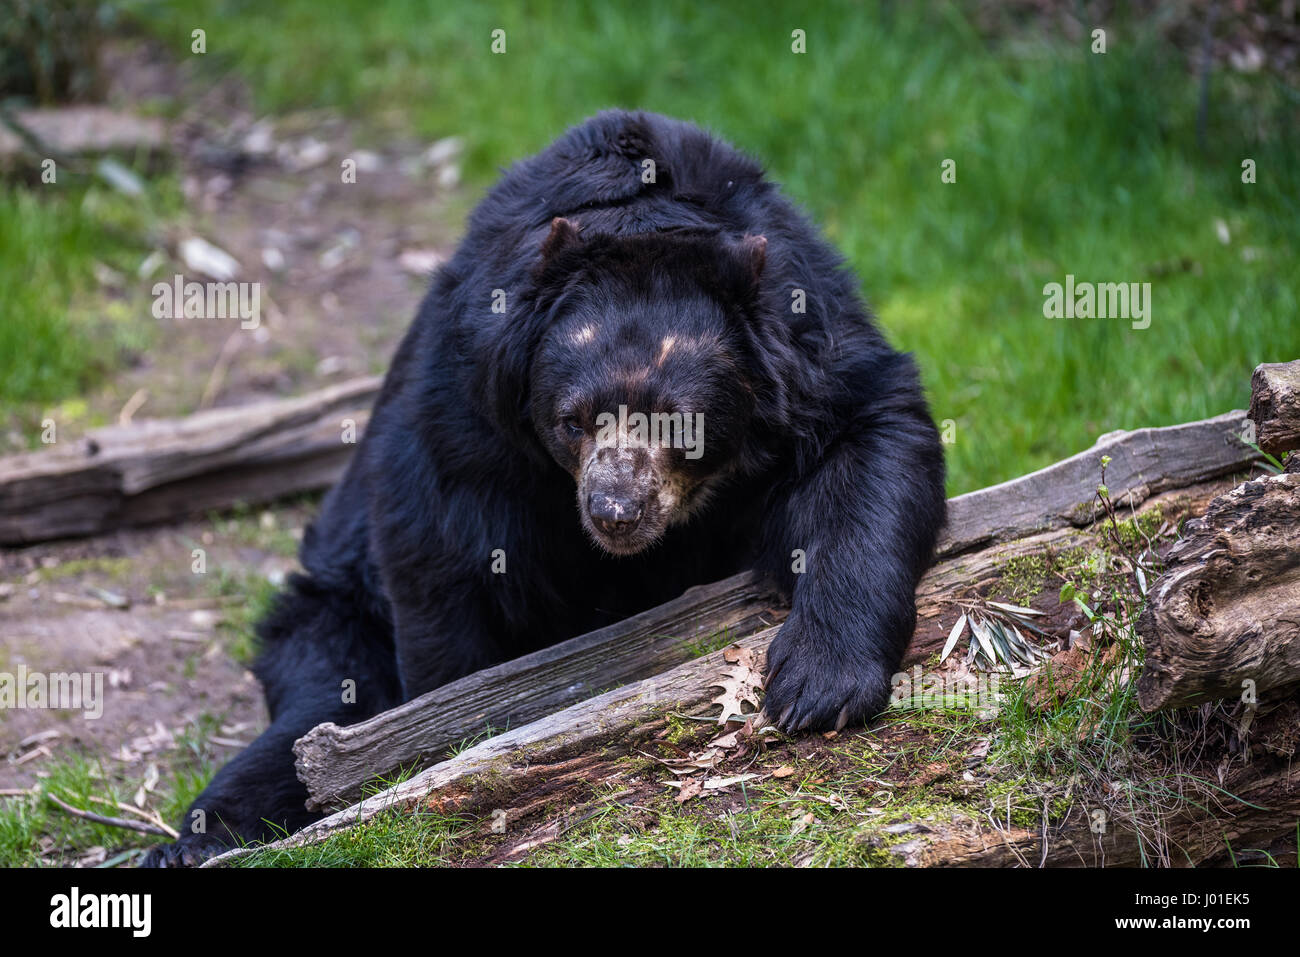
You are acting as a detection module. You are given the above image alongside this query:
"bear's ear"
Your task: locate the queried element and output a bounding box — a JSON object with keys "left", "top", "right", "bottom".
{"left": 540, "top": 217, "right": 583, "bottom": 262}
{"left": 737, "top": 234, "right": 767, "bottom": 281}
{"left": 721, "top": 234, "right": 766, "bottom": 307}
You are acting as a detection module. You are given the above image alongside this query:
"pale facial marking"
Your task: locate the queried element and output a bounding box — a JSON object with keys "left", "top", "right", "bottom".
{"left": 569, "top": 323, "right": 599, "bottom": 345}
{"left": 656, "top": 335, "right": 677, "bottom": 366}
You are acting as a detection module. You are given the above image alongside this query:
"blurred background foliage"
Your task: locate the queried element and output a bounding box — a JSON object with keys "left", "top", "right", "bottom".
{"left": 1, "top": 0, "right": 1297, "bottom": 494}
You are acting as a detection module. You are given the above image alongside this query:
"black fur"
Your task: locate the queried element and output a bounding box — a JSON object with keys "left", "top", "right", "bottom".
{"left": 142, "top": 110, "right": 946, "bottom": 866}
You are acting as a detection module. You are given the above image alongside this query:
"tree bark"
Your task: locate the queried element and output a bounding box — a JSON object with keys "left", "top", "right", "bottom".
{"left": 1249, "top": 361, "right": 1300, "bottom": 459}
{"left": 1137, "top": 472, "right": 1300, "bottom": 712}
{"left": 938, "top": 410, "right": 1257, "bottom": 557}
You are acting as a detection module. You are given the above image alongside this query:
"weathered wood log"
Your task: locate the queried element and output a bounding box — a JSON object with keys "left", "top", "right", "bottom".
{"left": 235, "top": 482, "right": 1224, "bottom": 863}
{"left": 294, "top": 571, "right": 786, "bottom": 810}
{"left": 0, "top": 377, "right": 380, "bottom": 544}
{"left": 1249, "top": 360, "right": 1300, "bottom": 459}
{"left": 938, "top": 410, "right": 1257, "bottom": 557}
{"left": 294, "top": 478, "right": 1228, "bottom": 812}
{"left": 218, "top": 589, "right": 1300, "bottom": 869}
{"left": 209, "top": 627, "right": 779, "bottom": 865}
{"left": 1137, "top": 472, "right": 1300, "bottom": 712}
{"left": 0, "top": 107, "right": 167, "bottom": 171}
{"left": 912, "top": 481, "right": 1228, "bottom": 663}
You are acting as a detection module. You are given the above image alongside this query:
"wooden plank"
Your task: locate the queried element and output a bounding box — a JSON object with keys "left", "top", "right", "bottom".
{"left": 0, "top": 376, "right": 380, "bottom": 544}
{"left": 295, "top": 570, "right": 785, "bottom": 810}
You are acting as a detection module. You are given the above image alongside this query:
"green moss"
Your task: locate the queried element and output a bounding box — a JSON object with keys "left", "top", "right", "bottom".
{"left": 680, "top": 628, "right": 738, "bottom": 659}
{"left": 1049, "top": 545, "right": 1106, "bottom": 595}
{"left": 664, "top": 712, "right": 711, "bottom": 747}
{"left": 1107, "top": 504, "right": 1165, "bottom": 551}
{"left": 34, "top": 556, "right": 132, "bottom": 583}
{"left": 984, "top": 776, "right": 1076, "bottom": 829}
{"left": 996, "top": 554, "right": 1048, "bottom": 603}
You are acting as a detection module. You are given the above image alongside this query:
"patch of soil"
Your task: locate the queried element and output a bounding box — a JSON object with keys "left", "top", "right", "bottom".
{"left": 0, "top": 502, "right": 316, "bottom": 793}
{"left": 8, "top": 35, "right": 465, "bottom": 447}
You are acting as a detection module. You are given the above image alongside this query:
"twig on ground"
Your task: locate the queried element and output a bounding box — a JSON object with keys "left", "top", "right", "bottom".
{"left": 47, "top": 792, "right": 170, "bottom": 836}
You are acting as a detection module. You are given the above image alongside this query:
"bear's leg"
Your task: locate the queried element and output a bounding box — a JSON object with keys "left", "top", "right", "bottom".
{"left": 759, "top": 367, "right": 947, "bottom": 732}
{"left": 140, "top": 581, "right": 400, "bottom": 867}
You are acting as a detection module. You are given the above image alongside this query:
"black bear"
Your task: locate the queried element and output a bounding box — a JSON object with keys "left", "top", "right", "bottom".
{"left": 143, "top": 110, "right": 946, "bottom": 866}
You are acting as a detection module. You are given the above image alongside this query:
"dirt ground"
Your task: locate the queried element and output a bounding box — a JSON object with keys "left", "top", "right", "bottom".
{"left": 1, "top": 37, "right": 465, "bottom": 802}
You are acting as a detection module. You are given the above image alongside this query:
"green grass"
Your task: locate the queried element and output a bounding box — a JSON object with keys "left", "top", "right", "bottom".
{"left": 234, "top": 809, "right": 478, "bottom": 867}
{"left": 118, "top": 0, "right": 1300, "bottom": 493}
{"left": 0, "top": 717, "right": 220, "bottom": 867}
{"left": 206, "top": 565, "right": 280, "bottom": 665}
{"left": 0, "top": 181, "right": 158, "bottom": 408}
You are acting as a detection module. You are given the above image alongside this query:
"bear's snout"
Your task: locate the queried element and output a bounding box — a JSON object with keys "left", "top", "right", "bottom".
{"left": 587, "top": 491, "right": 645, "bottom": 536}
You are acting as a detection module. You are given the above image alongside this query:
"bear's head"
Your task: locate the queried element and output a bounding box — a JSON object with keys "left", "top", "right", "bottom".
{"left": 507, "top": 218, "right": 768, "bottom": 555}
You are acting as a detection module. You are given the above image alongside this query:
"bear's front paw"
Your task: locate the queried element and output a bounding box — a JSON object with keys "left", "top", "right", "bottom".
{"left": 139, "top": 834, "right": 230, "bottom": 868}
{"left": 762, "top": 625, "right": 892, "bottom": 733}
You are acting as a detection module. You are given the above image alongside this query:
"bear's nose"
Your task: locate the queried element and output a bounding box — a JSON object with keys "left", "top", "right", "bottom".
{"left": 588, "top": 492, "right": 644, "bottom": 536}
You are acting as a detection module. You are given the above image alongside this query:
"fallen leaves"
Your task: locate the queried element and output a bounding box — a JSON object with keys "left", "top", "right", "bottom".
{"left": 709, "top": 644, "right": 764, "bottom": 724}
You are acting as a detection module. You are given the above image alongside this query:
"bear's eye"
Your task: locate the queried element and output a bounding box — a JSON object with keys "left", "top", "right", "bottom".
{"left": 560, "top": 415, "right": 584, "bottom": 439}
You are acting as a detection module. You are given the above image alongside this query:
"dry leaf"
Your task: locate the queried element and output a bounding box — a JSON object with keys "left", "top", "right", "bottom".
{"left": 772, "top": 765, "right": 796, "bottom": 779}
{"left": 710, "top": 645, "right": 763, "bottom": 724}
{"left": 675, "top": 778, "right": 704, "bottom": 802}
{"left": 940, "top": 613, "right": 967, "bottom": 663}
{"left": 702, "top": 773, "right": 761, "bottom": 790}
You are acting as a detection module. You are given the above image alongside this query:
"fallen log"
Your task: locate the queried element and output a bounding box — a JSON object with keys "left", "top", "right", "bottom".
{"left": 240, "top": 479, "right": 1224, "bottom": 859}
{"left": 297, "top": 480, "right": 1229, "bottom": 811}
{"left": 938, "top": 410, "right": 1255, "bottom": 557}
{"left": 1249, "top": 361, "right": 1300, "bottom": 459}
{"left": 906, "top": 744, "right": 1300, "bottom": 867}
{"left": 219, "top": 575, "right": 1300, "bottom": 869}
{"left": 1137, "top": 359, "right": 1300, "bottom": 712}
{"left": 1136, "top": 471, "right": 1300, "bottom": 712}
{"left": 0, "top": 376, "right": 380, "bottom": 544}
{"left": 210, "top": 627, "right": 779, "bottom": 866}
{"left": 295, "top": 571, "right": 787, "bottom": 810}
{"left": 0, "top": 106, "right": 167, "bottom": 172}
